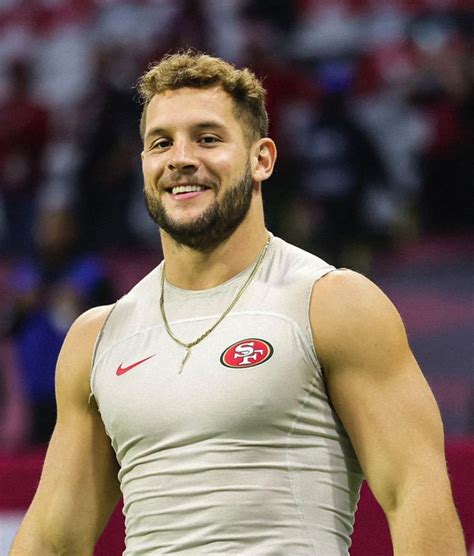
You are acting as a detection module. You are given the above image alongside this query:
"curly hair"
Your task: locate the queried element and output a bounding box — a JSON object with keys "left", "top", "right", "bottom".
{"left": 137, "top": 50, "right": 268, "bottom": 143}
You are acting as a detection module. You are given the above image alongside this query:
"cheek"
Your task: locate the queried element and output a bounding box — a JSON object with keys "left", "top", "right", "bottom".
{"left": 210, "top": 152, "right": 246, "bottom": 183}
{"left": 142, "top": 155, "right": 163, "bottom": 184}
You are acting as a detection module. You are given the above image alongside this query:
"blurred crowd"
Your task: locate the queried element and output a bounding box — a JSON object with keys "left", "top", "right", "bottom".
{"left": 0, "top": 0, "right": 473, "bottom": 450}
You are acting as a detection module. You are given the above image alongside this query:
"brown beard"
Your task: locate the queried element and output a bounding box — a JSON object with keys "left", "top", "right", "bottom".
{"left": 144, "top": 162, "right": 254, "bottom": 252}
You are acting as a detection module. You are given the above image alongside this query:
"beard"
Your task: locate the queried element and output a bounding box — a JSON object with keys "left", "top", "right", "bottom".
{"left": 145, "top": 162, "right": 254, "bottom": 252}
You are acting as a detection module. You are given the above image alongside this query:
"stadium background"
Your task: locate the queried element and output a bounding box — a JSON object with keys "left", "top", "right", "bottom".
{"left": 0, "top": 0, "right": 472, "bottom": 553}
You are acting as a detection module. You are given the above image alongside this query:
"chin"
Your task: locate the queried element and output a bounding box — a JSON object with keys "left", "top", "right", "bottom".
{"left": 166, "top": 211, "right": 206, "bottom": 227}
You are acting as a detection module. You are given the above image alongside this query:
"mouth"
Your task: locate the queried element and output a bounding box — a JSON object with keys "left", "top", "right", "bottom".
{"left": 166, "top": 183, "right": 211, "bottom": 195}
{"left": 162, "top": 182, "right": 214, "bottom": 202}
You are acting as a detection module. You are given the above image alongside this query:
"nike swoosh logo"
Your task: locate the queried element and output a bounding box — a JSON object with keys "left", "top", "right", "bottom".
{"left": 116, "top": 355, "right": 155, "bottom": 376}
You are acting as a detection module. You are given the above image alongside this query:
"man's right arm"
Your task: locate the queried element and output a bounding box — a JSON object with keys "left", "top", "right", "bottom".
{"left": 10, "top": 305, "right": 122, "bottom": 555}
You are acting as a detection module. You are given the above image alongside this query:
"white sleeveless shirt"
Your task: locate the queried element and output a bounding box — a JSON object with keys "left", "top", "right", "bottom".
{"left": 91, "top": 235, "right": 363, "bottom": 555}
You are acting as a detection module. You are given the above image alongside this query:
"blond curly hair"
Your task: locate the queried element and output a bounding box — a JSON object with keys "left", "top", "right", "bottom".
{"left": 137, "top": 50, "right": 268, "bottom": 143}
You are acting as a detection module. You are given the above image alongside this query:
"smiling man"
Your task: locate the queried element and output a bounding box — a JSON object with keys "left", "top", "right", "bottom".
{"left": 11, "top": 51, "right": 465, "bottom": 555}
{"left": 142, "top": 86, "right": 257, "bottom": 253}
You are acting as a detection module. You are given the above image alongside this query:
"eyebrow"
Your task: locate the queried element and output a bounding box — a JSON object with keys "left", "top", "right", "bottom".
{"left": 145, "top": 121, "right": 228, "bottom": 142}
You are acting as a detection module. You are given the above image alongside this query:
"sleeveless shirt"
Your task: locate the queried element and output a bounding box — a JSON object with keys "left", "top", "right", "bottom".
{"left": 91, "top": 235, "right": 364, "bottom": 555}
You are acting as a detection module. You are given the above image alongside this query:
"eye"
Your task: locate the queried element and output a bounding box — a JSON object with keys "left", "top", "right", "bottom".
{"left": 151, "top": 138, "right": 171, "bottom": 150}
{"left": 199, "top": 135, "right": 220, "bottom": 145}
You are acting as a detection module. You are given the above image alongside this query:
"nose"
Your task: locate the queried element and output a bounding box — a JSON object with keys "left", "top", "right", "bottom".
{"left": 167, "top": 139, "right": 198, "bottom": 173}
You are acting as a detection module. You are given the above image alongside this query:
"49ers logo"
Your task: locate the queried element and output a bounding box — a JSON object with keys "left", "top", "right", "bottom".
{"left": 220, "top": 338, "right": 273, "bottom": 369}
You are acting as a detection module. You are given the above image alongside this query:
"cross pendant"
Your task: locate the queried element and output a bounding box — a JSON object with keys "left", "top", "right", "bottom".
{"left": 178, "top": 347, "right": 191, "bottom": 374}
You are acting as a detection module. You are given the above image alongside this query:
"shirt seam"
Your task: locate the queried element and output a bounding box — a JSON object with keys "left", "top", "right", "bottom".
{"left": 285, "top": 373, "right": 320, "bottom": 555}
{"left": 89, "top": 302, "right": 118, "bottom": 403}
{"left": 91, "top": 310, "right": 321, "bottom": 382}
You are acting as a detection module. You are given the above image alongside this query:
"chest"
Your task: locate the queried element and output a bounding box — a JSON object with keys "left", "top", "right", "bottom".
{"left": 93, "top": 312, "right": 321, "bottom": 458}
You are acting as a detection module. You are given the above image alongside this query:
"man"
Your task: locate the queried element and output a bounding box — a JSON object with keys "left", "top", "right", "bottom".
{"left": 11, "top": 51, "right": 465, "bottom": 555}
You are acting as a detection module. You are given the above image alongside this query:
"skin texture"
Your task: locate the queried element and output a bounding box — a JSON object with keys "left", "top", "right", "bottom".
{"left": 11, "top": 85, "right": 465, "bottom": 555}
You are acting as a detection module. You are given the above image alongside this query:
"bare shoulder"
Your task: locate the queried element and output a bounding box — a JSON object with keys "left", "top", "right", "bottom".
{"left": 56, "top": 304, "right": 115, "bottom": 405}
{"left": 311, "top": 268, "right": 403, "bottom": 330}
{"left": 313, "top": 269, "right": 400, "bottom": 316}
{"left": 68, "top": 303, "right": 114, "bottom": 338}
{"left": 310, "top": 269, "right": 408, "bottom": 372}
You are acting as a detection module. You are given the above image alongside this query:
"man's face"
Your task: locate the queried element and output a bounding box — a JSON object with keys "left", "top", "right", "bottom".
{"left": 141, "top": 86, "right": 255, "bottom": 251}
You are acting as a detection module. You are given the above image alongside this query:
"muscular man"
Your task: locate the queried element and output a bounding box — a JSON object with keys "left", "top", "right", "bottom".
{"left": 11, "top": 52, "right": 465, "bottom": 555}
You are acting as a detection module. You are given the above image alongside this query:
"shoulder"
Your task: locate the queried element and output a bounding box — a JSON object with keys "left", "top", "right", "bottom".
{"left": 63, "top": 305, "right": 115, "bottom": 350}
{"left": 270, "top": 236, "right": 334, "bottom": 283}
{"left": 274, "top": 236, "right": 330, "bottom": 267}
{"left": 310, "top": 270, "right": 408, "bottom": 372}
{"left": 311, "top": 269, "right": 400, "bottom": 319}
{"left": 56, "top": 305, "right": 115, "bottom": 404}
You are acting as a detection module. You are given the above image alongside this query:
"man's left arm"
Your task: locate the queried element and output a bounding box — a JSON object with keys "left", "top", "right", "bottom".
{"left": 311, "top": 270, "right": 466, "bottom": 555}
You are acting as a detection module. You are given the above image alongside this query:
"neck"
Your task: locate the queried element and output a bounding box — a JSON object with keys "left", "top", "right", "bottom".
{"left": 160, "top": 208, "right": 268, "bottom": 290}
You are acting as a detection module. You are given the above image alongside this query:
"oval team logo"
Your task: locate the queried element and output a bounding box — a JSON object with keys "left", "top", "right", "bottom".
{"left": 221, "top": 338, "right": 274, "bottom": 369}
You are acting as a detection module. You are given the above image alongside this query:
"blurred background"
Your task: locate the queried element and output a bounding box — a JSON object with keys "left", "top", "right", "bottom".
{"left": 0, "top": 0, "right": 472, "bottom": 553}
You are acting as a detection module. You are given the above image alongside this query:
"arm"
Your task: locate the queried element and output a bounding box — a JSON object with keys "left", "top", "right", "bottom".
{"left": 10, "top": 305, "right": 121, "bottom": 555}
{"left": 311, "top": 270, "right": 465, "bottom": 555}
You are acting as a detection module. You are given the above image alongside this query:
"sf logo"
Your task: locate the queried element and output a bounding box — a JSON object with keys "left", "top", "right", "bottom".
{"left": 233, "top": 342, "right": 264, "bottom": 365}
{"left": 221, "top": 338, "right": 274, "bottom": 368}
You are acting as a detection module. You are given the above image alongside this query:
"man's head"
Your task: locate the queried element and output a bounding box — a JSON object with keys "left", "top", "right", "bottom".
{"left": 137, "top": 50, "right": 268, "bottom": 146}
{"left": 138, "top": 51, "right": 276, "bottom": 252}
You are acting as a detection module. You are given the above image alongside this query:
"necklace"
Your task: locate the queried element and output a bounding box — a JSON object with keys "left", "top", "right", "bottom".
{"left": 160, "top": 236, "right": 271, "bottom": 374}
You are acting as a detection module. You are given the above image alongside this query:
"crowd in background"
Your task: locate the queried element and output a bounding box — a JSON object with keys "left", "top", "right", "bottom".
{"left": 0, "top": 0, "right": 472, "bottom": 450}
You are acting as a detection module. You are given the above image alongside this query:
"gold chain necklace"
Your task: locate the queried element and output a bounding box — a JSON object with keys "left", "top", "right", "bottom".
{"left": 160, "top": 236, "right": 271, "bottom": 374}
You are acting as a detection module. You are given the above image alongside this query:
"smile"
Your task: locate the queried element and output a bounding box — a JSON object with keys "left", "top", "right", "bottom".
{"left": 163, "top": 182, "right": 214, "bottom": 202}
{"left": 171, "top": 184, "right": 207, "bottom": 195}
{"left": 165, "top": 183, "right": 213, "bottom": 202}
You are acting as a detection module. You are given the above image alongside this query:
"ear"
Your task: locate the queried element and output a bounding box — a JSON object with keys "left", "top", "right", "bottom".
{"left": 251, "top": 138, "right": 277, "bottom": 183}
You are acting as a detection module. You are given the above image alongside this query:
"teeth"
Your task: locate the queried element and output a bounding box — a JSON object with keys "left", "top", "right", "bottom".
{"left": 171, "top": 185, "right": 204, "bottom": 195}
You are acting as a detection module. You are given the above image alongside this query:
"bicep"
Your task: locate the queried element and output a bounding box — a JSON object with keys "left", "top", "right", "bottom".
{"left": 312, "top": 271, "right": 449, "bottom": 512}
{"left": 13, "top": 306, "right": 120, "bottom": 553}
{"left": 326, "top": 343, "right": 446, "bottom": 511}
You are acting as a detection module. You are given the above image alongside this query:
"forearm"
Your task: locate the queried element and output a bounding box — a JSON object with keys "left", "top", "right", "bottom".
{"left": 10, "top": 533, "right": 66, "bottom": 555}
{"left": 10, "top": 511, "right": 93, "bottom": 555}
{"left": 386, "top": 484, "right": 466, "bottom": 555}
{"left": 11, "top": 532, "right": 92, "bottom": 556}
